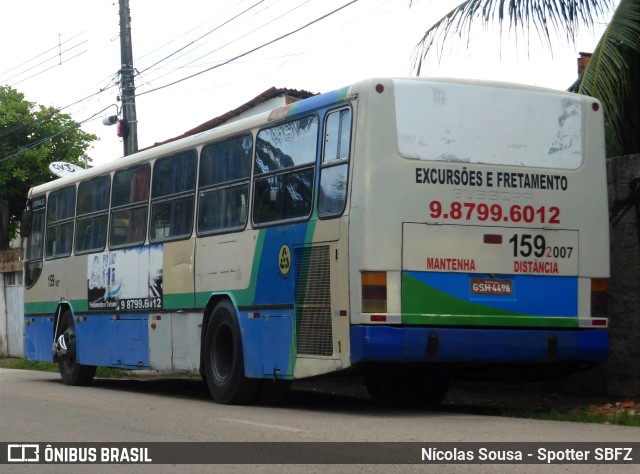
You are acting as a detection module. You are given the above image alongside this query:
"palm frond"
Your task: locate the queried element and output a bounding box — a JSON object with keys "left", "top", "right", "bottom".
{"left": 578, "top": 0, "right": 640, "bottom": 156}
{"left": 412, "top": 0, "right": 614, "bottom": 74}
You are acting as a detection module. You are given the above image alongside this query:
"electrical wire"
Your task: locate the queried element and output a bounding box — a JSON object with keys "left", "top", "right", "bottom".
{"left": 0, "top": 74, "right": 120, "bottom": 141}
{"left": 2, "top": 0, "right": 361, "bottom": 161}
{"left": 0, "top": 31, "right": 86, "bottom": 78}
{"left": 137, "top": 0, "right": 359, "bottom": 97}
{"left": 134, "top": 0, "right": 267, "bottom": 77}
{"left": 9, "top": 50, "right": 88, "bottom": 88}
{"left": 135, "top": 0, "right": 311, "bottom": 87}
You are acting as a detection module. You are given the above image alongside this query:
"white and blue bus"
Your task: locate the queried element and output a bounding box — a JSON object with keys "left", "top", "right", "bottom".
{"left": 21, "top": 77, "right": 609, "bottom": 404}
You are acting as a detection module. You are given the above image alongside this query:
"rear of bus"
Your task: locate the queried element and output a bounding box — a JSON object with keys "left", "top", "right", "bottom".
{"left": 347, "top": 78, "right": 609, "bottom": 396}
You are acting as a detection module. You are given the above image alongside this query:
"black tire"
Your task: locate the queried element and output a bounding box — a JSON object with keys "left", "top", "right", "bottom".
{"left": 56, "top": 311, "right": 96, "bottom": 386}
{"left": 203, "top": 300, "right": 259, "bottom": 404}
{"left": 364, "top": 365, "right": 449, "bottom": 406}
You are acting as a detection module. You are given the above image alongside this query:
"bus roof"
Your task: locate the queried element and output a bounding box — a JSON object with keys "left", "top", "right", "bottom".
{"left": 28, "top": 76, "right": 587, "bottom": 198}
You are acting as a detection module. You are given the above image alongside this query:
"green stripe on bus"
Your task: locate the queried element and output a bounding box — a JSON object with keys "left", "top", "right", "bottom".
{"left": 401, "top": 273, "right": 578, "bottom": 328}
{"left": 402, "top": 273, "right": 522, "bottom": 317}
{"left": 401, "top": 313, "right": 578, "bottom": 328}
{"left": 164, "top": 293, "right": 196, "bottom": 309}
{"left": 24, "top": 299, "right": 88, "bottom": 315}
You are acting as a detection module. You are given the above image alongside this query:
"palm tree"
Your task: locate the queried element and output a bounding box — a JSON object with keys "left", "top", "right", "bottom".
{"left": 413, "top": 0, "right": 640, "bottom": 157}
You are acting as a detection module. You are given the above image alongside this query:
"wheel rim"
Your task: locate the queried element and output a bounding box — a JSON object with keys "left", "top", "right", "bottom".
{"left": 60, "top": 327, "right": 77, "bottom": 369}
{"left": 212, "top": 322, "right": 233, "bottom": 383}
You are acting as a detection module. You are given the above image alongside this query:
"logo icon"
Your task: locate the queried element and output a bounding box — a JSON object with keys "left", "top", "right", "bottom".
{"left": 8, "top": 444, "right": 39, "bottom": 463}
{"left": 278, "top": 244, "right": 291, "bottom": 276}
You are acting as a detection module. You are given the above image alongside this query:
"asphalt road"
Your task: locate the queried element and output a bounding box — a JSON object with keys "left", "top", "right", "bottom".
{"left": 1, "top": 368, "right": 638, "bottom": 474}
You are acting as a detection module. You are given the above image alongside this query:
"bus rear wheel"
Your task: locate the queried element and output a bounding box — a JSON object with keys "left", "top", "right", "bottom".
{"left": 56, "top": 311, "right": 96, "bottom": 386}
{"left": 203, "top": 301, "right": 259, "bottom": 404}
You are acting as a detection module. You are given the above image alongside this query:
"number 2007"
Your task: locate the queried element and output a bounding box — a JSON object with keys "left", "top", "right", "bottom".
{"left": 509, "top": 234, "right": 573, "bottom": 259}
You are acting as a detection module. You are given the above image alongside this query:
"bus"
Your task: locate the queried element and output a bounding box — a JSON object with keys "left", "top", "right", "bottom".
{"left": 21, "top": 77, "right": 610, "bottom": 405}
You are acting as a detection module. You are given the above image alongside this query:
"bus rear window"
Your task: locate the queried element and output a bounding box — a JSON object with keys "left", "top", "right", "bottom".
{"left": 394, "top": 80, "right": 583, "bottom": 170}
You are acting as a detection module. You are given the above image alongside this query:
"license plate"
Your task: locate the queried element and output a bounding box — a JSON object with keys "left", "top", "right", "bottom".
{"left": 470, "top": 278, "right": 512, "bottom": 295}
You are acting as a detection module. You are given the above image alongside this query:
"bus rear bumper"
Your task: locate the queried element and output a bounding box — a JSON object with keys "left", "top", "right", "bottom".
{"left": 350, "top": 325, "right": 609, "bottom": 364}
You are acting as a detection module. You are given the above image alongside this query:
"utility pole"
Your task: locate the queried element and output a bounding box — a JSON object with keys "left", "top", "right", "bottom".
{"left": 119, "top": 0, "right": 138, "bottom": 156}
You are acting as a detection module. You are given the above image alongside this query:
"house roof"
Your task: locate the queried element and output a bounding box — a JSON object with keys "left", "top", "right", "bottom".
{"left": 146, "top": 86, "right": 316, "bottom": 149}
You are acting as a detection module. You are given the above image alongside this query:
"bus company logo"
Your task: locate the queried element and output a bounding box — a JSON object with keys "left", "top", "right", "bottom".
{"left": 7, "top": 444, "right": 40, "bottom": 463}
{"left": 278, "top": 244, "right": 291, "bottom": 277}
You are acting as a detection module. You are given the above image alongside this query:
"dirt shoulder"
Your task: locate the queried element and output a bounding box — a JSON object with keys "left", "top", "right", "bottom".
{"left": 292, "top": 375, "right": 639, "bottom": 420}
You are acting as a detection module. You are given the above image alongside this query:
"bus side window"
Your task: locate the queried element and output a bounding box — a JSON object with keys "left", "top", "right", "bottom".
{"left": 319, "top": 107, "right": 351, "bottom": 218}
{"left": 23, "top": 197, "right": 45, "bottom": 288}
{"left": 252, "top": 115, "right": 318, "bottom": 226}
{"left": 45, "top": 185, "right": 76, "bottom": 259}
{"left": 75, "top": 174, "right": 110, "bottom": 254}
{"left": 110, "top": 164, "right": 150, "bottom": 248}
{"left": 150, "top": 150, "right": 196, "bottom": 243}
{"left": 197, "top": 135, "right": 252, "bottom": 235}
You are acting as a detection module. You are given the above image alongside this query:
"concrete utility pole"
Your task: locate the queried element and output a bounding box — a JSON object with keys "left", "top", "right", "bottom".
{"left": 119, "top": 0, "right": 138, "bottom": 156}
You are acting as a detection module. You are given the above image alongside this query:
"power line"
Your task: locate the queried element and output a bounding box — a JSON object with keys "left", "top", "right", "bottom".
{"left": 167, "top": 1, "right": 313, "bottom": 74}
{"left": 0, "top": 31, "right": 86, "bottom": 78}
{"left": 0, "top": 75, "right": 119, "bottom": 141}
{"left": 133, "top": 0, "right": 260, "bottom": 66}
{"left": 135, "top": 0, "right": 311, "bottom": 87}
{"left": 4, "top": 40, "right": 88, "bottom": 86}
{"left": 2, "top": 0, "right": 360, "bottom": 162}
{"left": 9, "top": 49, "right": 88, "bottom": 88}
{"left": 138, "top": 0, "right": 359, "bottom": 97}
{"left": 135, "top": 0, "right": 267, "bottom": 77}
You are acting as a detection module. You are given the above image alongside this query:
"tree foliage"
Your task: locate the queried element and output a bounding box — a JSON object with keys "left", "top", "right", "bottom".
{"left": 0, "top": 86, "right": 97, "bottom": 249}
{"left": 573, "top": 0, "right": 640, "bottom": 156}
{"left": 412, "top": 0, "right": 640, "bottom": 157}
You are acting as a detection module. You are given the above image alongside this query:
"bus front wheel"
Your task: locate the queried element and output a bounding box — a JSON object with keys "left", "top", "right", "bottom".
{"left": 203, "top": 301, "right": 259, "bottom": 404}
{"left": 56, "top": 311, "right": 96, "bottom": 386}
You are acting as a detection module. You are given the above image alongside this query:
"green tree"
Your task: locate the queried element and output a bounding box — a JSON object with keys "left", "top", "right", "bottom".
{"left": 413, "top": 0, "right": 640, "bottom": 157}
{"left": 0, "top": 86, "right": 97, "bottom": 249}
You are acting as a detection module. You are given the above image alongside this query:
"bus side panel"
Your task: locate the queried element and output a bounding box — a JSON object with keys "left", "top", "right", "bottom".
{"left": 23, "top": 315, "right": 54, "bottom": 362}
{"left": 240, "top": 308, "right": 294, "bottom": 379}
{"left": 235, "top": 224, "right": 309, "bottom": 380}
{"left": 76, "top": 314, "right": 149, "bottom": 369}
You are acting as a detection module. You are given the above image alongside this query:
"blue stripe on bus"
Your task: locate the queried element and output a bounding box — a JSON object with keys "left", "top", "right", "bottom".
{"left": 404, "top": 271, "right": 578, "bottom": 317}
{"left": 237, "top": 222, "right": 313, "bottom": 379}
{"left": 350, "top": 325, "right": 609, "bottom": 363}
{"left": 285, "top": 87, "right": 350, "bottom": 117}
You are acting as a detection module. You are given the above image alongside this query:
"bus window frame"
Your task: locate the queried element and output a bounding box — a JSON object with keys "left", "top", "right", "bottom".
{"left": 318, "top": 105, "right": 352, "bottom": 220}
{"left": 23, "top": 195, "right": 46, "bottom": 288}
{"left": 74, "top": 174, "right": 111, "bottom": 255}
{"left": 149, "top": 149, "right": 197, "bottom": 244}
{"left": 45, "top": 185, "right": 76, "bottom": 260}
{"left": 196, "top": 134, "right": 253, "bottom": 237}
{"left": 251, "top": 113, "right": 319, "bottom": 228}
{"left": 109, "top": 162, "right": 151, "bottom": 250}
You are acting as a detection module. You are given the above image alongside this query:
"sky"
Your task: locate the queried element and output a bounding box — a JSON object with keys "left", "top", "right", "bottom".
{"left": 1, "top": 0, "right": 612, "bottom": 167}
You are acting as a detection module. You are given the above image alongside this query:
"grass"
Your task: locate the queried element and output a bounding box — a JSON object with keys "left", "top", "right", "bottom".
{"left": 508, "top": 408, "right": 640, "bottom": 427}
{"left": 0, "top": 357, "right": 133, "bottom": 378}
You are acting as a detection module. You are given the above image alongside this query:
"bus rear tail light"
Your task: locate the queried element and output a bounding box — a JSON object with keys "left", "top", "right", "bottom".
{"left": 362, "top": 272, "right": 387, "bottom": 313}
{"left": 591, "top": 278, "right": 608, "bottom": 319}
